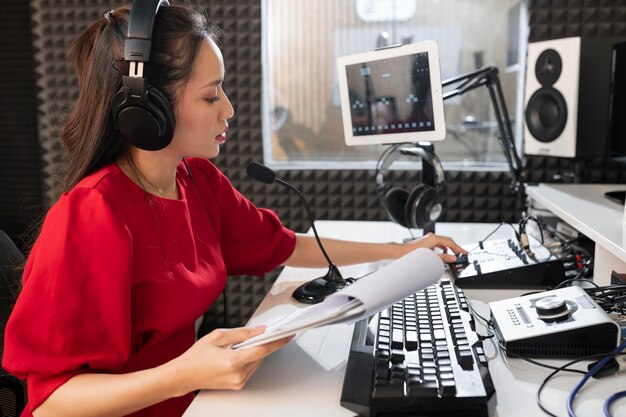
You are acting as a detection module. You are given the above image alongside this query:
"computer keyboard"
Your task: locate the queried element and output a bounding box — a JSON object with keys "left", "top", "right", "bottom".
{"left": 340, "top": 279, "right": 496, "bottom": 417}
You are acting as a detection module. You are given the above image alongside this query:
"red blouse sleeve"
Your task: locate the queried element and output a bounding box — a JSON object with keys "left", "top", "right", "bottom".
{"left": 2, "top": 187, "right": 133, "bottom": 413}
{"left": 186, "top": 159, "right": 296, "bottom": 276}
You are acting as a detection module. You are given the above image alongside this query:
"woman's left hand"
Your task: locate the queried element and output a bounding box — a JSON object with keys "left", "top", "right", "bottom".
{"left": 401, "top": 232, "right": 467, "bottom": 263}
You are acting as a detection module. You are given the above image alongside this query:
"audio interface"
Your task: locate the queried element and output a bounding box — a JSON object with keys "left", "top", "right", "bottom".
{"left": 490, "top": 286, "right": 620, "bottom": 357}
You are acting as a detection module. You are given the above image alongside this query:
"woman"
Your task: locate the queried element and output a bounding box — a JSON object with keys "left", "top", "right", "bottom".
{"left": 3, "top": 4, "right": 465, "bottom": 417}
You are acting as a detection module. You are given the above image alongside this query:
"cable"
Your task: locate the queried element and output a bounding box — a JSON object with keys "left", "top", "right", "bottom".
{"left": 518, "top": 215, "right": 545, "bottom": 261}
{"left": 466, "top": 299, "right": 495, "bottom": 340}
{"left": 537, "top": 359, "right": 588, "bottom": 417}
{"left": 519, "top": 215, "right": 545, "bottom": 244}
{"left": 555, "top": 277, "right": 598, "bottom": 290}
{"left": 604, "top": 390, "right": 626, "bottom": 417}
{"left": 566, "top": 339, "right": 626, "bottom": 417}
{"left": 583, "top": 284, "right": 626, "bottom": 315}
{"left": 536, "top": 352, "right": 626, "bottom": 417}
{"left": 467, "top": 222, "right": 519, "bottom": 253}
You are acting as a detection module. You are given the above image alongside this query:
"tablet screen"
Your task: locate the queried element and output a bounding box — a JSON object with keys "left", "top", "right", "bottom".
{"left": 337, "top": 41, "right": 445, "bottom": 146}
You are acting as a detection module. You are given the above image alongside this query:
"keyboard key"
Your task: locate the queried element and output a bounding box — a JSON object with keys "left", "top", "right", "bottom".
{"left": 390, "top": 349, "right": 405, "bottom": 364}
{"left": 405, "top": 330, "right": 418, "bottom": 350}
{"left": 457, "top": 349, "right": 474, "bottom": 370}
{"left": 407, "top": 380, "right": 438, "bottom": 397}
{"left": 391, "top": 328, "right": 404, "bottom": 349}
{"left": 440, "top": 379, "right": 457, "bottom": 397}
{"left": 372, "top": 383, "right": 404, "bottom": 399}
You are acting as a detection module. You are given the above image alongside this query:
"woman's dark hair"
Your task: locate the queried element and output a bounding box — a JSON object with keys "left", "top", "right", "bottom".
{"left": 56, "top": 4, "right": 220, "bottom": 199}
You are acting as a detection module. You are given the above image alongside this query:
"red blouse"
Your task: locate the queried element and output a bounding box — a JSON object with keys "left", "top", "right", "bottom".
{"left": 3, "top": 158, "right": 296, "bottom": 417}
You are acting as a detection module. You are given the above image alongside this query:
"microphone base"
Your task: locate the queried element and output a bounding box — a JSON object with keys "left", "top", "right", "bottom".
{"left": 291, "top": 277, "right": 349, "bottom": 304}
{"left": 292, "top": 265, "right": 350, "bottom": 304}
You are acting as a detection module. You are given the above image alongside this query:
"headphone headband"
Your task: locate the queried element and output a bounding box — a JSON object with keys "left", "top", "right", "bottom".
{"left": 376, "top": 144, "right": 445, "bottom": 193}
{"left": 124, "top": 0, "right": 170, "bottom": 65}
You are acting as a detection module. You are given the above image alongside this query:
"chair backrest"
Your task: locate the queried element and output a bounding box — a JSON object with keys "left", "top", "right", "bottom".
{"left": 0, "top": 230, "right": 25, "bottom": 417}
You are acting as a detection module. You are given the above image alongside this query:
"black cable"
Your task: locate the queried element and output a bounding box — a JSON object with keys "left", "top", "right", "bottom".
{"left": 467, "top": 222, "right": 519, "bottom": 253}
{"left": 555, "top": 277, "right": 598, "bottom": 290}
{"left": 567, "top": 341, "right": 626, "bottom": 417}
{"left": 466, "top": 299, "right": 495, "bottom": 340}
{"left": 517, "top": 215, "right": 548, "bottom": 262}
{"left": 536, "top": 352, "right": 626, "bottom": 417}
{"left": 535, "top": 221, "right": 588, "bottom": 257}
{"left": 583, "top": 284, "right": 626, "bottom": 314}
{"left": 519, "top": 215, "right": 545, "bottom": 244}
{"left": 565, "top": 242, "right": 593, "bottom": 259}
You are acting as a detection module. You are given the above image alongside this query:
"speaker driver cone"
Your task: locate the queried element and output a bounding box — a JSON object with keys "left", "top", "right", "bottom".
{"left": 525, "top": 87, "right": 568, "bottom": 143}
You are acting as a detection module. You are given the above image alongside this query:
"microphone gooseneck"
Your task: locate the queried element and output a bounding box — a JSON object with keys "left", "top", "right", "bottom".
{"left": 246, "top": 162, "right": 350, "bottom": 304}
{"left": 275, "top": 178, "right": 337, "bottom": 269}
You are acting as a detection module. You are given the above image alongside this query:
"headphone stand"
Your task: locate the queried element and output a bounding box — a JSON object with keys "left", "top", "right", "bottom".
{"left": 398, "top": 142, "right": 440, "bottom": 235}
{"left": 416, "top": 143, "right": 437, "bottom": 235}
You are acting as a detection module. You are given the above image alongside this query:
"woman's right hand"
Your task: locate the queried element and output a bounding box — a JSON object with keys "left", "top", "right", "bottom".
{"left": 172, "top": 326, "right": 292, "bottom": 394}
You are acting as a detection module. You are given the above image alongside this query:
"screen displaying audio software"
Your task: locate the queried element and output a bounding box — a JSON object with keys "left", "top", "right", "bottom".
{"left": 345, "top": 52, "right": 435, "bottom": 137}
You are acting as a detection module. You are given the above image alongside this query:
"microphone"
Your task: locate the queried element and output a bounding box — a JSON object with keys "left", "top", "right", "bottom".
{"left": 246, "top": 162, "right": 351, "bottom": 304}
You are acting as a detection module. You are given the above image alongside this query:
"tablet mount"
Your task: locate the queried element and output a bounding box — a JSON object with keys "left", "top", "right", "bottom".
{"left": 441, "top": 66, "right": 525, "bottom": 199}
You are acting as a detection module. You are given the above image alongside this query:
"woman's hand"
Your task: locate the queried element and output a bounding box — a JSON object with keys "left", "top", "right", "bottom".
{"left": 172, "top": 326, "right": 292, "bottom": 394}
{"left": 401, "top": 232, "right": 467, "bottom": 263}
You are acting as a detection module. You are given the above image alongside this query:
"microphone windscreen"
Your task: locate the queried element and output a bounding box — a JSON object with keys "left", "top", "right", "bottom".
{"left": 246, "top": 162, "right": 276, "bottom": 184}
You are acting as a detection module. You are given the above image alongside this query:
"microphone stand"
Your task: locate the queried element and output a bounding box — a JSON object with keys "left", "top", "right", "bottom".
{"left": 276, "top": 178, "right": 352, "bottom": 304}
{"left": 442, "top": 66, "right": 525, "bottom": 203}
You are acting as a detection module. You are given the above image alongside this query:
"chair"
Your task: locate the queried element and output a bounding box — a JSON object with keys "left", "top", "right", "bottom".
{"left": 0, "top": 230, "right": 26, "bottom": 417}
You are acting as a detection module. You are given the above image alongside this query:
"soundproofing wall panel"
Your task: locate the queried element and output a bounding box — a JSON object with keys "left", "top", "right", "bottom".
{"left": 0, "top": 0, "right": 44, "bottom": 250}
{"left": 27, "top": 0, "right": 625, "bottom": 329}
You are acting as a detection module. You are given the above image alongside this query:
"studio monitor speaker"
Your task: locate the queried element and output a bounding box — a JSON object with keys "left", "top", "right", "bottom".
{"left": 524, "top": 37, "right": 626, "bottom": 158}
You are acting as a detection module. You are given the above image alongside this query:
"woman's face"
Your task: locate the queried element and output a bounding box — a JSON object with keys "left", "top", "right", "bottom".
{"left": 170, "top": 38, "right": 234, "bottom": 159}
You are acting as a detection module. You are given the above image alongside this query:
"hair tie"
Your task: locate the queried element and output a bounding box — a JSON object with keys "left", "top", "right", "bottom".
{"left": 104, "top": 10, "right": 114, "bottom": 23}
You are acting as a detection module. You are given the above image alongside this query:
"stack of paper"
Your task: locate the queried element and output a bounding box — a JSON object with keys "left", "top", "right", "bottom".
{"left": 233, "top": 248, "right": 444, "bottom": 349}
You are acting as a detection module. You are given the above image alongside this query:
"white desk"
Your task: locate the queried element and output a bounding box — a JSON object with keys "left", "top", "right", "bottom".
{"left": 183, "top": 221, "right": 625, "bottom": 417}
{"left": 526, "top": 184, "right": 626, "bottom": 285}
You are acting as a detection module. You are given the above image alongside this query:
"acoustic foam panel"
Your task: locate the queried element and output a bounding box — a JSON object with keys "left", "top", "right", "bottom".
{"left": 29, "top": 0, "right": 626, "bottom": 329}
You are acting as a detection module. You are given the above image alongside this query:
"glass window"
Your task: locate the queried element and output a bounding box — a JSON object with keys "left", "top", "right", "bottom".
{"left": 262, "top": 0, "right": 528, "bottom": 170}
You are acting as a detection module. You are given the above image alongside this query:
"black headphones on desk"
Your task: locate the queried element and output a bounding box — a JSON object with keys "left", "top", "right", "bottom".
{"left": 111, "top": 0, "right": 175, "bottom": 151}
{"left": 375, "top": 144, "right": 446, "bottom": 230}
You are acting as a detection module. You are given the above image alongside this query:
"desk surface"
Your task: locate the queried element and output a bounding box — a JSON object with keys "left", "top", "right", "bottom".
{"left": 526, "top": 183, "right": 626, "bottom": 285}
{"left": 183, "top": 221, "right": 625, "bottom": 417}
{"left": 526, "top": 183, "right": 626, "bottom": 258}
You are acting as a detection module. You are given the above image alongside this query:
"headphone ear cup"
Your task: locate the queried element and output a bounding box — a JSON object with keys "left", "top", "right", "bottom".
{"left": 383, "top": 187, "right": 410, "bottom": 228}
{"left": 111, "top": 82, "right": 175, "bottom": 151}
{"left": 405, "top": 185, "right": 440, "bottom": 229}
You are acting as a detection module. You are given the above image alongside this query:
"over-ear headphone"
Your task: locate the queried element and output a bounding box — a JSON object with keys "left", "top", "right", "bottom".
{"left": 110, "top": 0, "right": 175, "bottom": 151}
{"left": 375, "top": 143, "right": 446, "bottom": 230}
